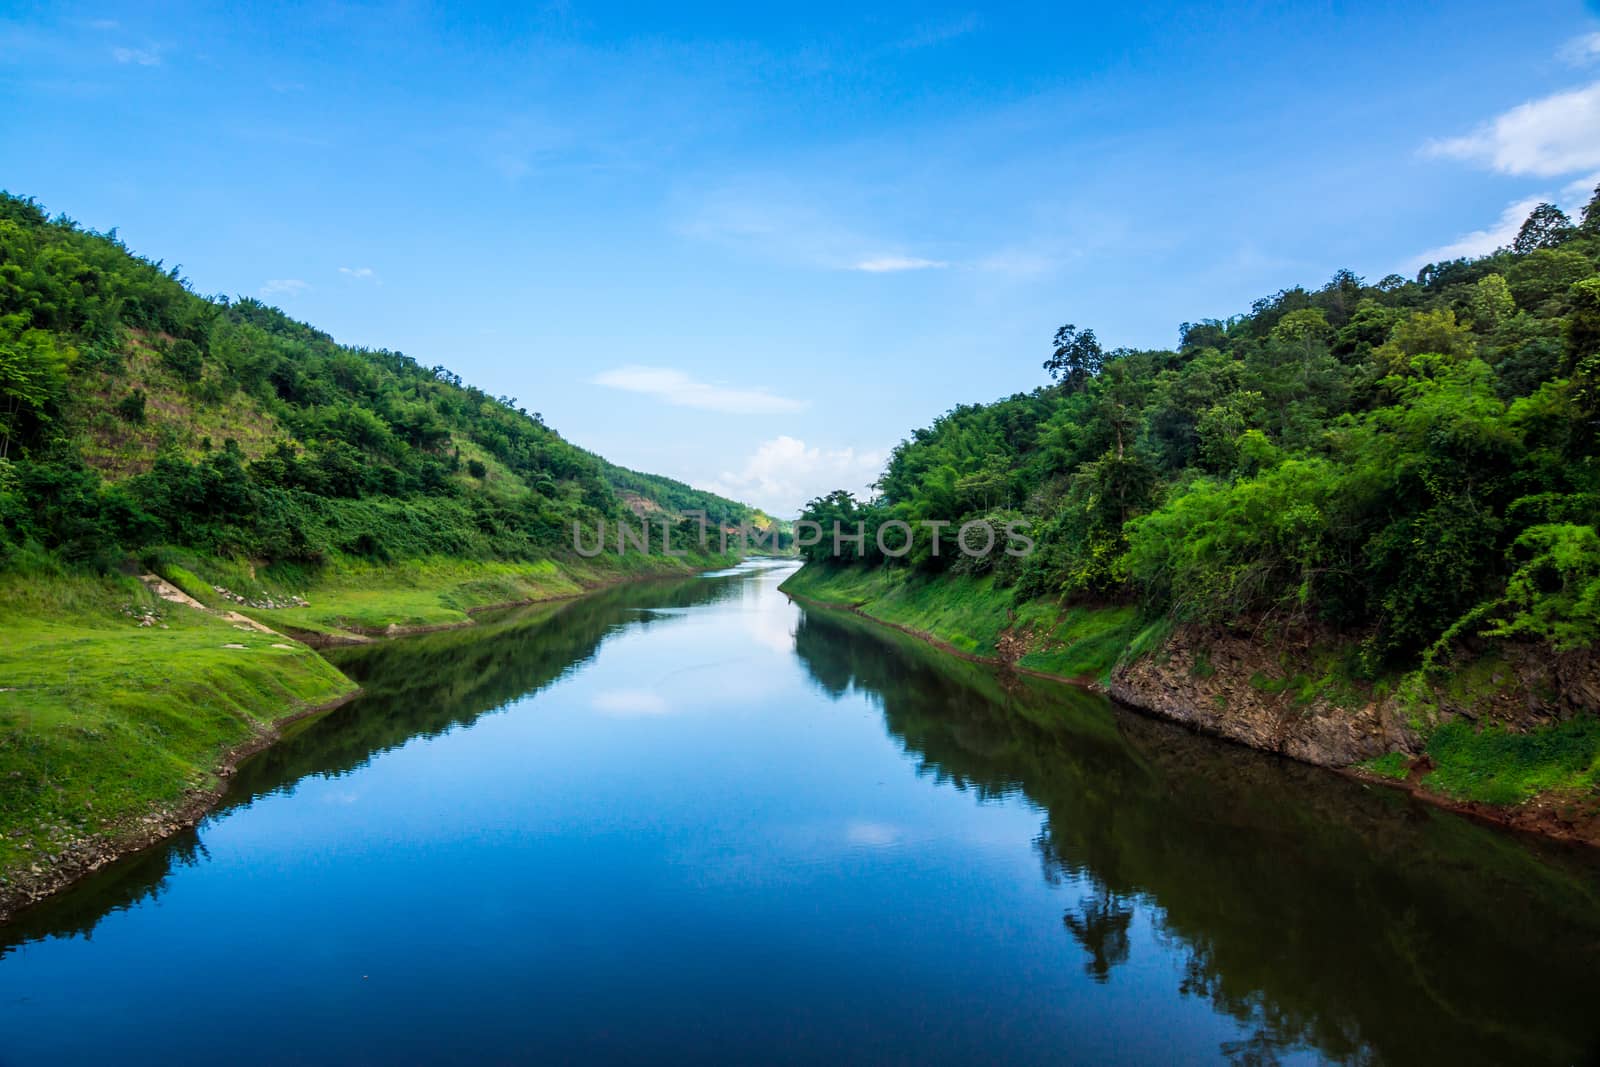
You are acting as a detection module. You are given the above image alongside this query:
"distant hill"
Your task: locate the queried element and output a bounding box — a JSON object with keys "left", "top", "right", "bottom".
{"left": 0, "top": 192, "right": 778, "bottom": 568}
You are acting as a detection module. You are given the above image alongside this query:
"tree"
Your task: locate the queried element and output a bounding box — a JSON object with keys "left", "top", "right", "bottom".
{"left": 0, "top": 314, "right": 72, "bottom": 459}
{"left": 160, "top": 337, "right": 203, "bottom": 382}
{"left": 1043, "top": 324, "right": 1104, "bottom": 391}
{"left": 1580, "top": 183, "right": 1600, "bottom": 235}
{"left": 1468, "top": 274, "right": 1516, "bottom": 332}
{"left": 115, "top": 389, "right": 147, "bottom": 424}
{"left": 1511, "top": 203, "right": 1574, "bottom": 254}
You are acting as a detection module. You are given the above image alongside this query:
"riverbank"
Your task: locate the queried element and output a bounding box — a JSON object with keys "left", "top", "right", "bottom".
{"left": 780, "top": 563, "right": 1600, "bottom": 847}
{"left": 0, "top": 549, "right": 740, "bottom": 921}
{"left": 149, "top": 550, "right": 738, "bottom": 644}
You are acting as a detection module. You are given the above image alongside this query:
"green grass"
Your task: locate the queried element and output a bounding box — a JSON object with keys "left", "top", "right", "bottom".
{"left": 780, "top": 563, "right": 1144, "bottom": 681}
{"left": 240, "top": 557, "right": 586, "bottom": 636}
{"left": 1422, "top": 717, "right": 1600, "bottom": 806}
{"left": 1011, "top": 599, "right": 1142, "bottom": 680}
{"left": 1359, "top": 751, "right": 1413, "bottom": 780}
{"left": 149, "top": 550, "right": 740, "bottom": 640}
{"left": 0, "top": 566, "right": 355, "bottom": 885}
{"left": 781, "top": 565, "right": 1010, "bottom": 653}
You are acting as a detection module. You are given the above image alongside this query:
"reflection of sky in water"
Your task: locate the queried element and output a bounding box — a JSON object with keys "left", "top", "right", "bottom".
{"left": 1, "top": 560, "right": 1597, "bottom": 1067}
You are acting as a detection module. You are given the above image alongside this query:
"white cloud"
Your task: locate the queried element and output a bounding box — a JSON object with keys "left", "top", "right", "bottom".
{"left": 339, "top": 266, "right": 377, "bottom": 280}
{"left": 87, "top": 19, "right": 119, "bottom": 31}
{"left": 591, "top": 688, "right": 670, "bottom": 717}
{"left": 1560, "top": 32, "right": 1600, "bottom": 66}
{"left": 111, "top": 45, "right": 160, "bottom": 66}
{"left": 590, "top": 365, "right": 805, "bottom": 415}
{"left": 705, "top": 435, "right": 886, "bottom": 516}
{"left": 1410, "top": 174, "right": 1598, "bottom": 268}
{"left": 1563, "top": 170, "right": 1600, "bottom": 203}
{"left": 851, "top": 255, "right": 948, "bottom": 272}
{"left": 1426, "top": 81, "right": 1600, "bottom": 177}
{"left": 1410, "top": 196, "right": 1547, "bottom": 266}
{"left": 260, "top": 278, "right": 308, "bottom": 298}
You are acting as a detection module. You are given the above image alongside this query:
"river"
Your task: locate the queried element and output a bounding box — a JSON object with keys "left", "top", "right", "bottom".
{"left": 2, "top": 560, "right": 1598, "bottom": 1065}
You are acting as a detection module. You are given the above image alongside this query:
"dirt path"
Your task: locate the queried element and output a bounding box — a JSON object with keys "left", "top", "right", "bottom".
{"left": 139, "top": 573, "right": 285, "bottom": 636}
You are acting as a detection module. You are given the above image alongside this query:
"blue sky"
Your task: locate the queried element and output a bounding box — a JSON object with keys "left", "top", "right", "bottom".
{"left": 5, "top": 1, "right": 1600, "bottom": 514}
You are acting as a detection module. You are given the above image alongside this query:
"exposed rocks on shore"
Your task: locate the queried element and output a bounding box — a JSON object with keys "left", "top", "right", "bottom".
{"left": 1106, "top": 626, "right": 1416, "bottom": 767}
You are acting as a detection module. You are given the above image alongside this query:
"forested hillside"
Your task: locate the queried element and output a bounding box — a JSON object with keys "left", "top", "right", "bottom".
{"left": 0, "top": 191, "right": 767, "bottom": 573}
{"left": 799, "top": 195, "right": 1600, "bottom": 674}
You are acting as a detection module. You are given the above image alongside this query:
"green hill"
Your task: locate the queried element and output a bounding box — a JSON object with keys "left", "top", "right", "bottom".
{"left": 0, "top": 191, "right": 776, "bottom": 569}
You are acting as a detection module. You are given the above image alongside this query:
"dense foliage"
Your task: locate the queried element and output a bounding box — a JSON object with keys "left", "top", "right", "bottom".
{"left": 800, "top": 196, "right": 1600, "bottom": 667}
{"left": 0, "top": 193, "right": 766, "bottom": 571}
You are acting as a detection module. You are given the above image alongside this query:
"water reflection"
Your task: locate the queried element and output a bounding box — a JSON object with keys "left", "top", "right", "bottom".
{"left": 3, "top": 563, "right": 1598, "bottom": 1067}
{"left": 0, "top": 568, "right": 751, "bottom": 957}
{"left": 791, "top": 606, "right": 1600, "bottom": 1066}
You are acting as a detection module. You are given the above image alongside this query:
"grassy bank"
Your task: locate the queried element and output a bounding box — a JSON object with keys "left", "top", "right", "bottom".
{"left": 779, "top": 562, "right": 1147, "bottom": 681}
{"left": 0, "top": 546, "right": 739, "bottom": 913}
{"left": 0, "top": 564, "right": 357, "bottom": 896}
{"left": 147, "top": 548, "right": 740, "bottom": 642}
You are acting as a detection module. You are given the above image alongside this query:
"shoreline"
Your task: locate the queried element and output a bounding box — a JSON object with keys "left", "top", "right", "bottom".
{"left": 0, "top": 688, "right": 362, "bottom": 924}
{"left": 0, "top": 558, "right": 745, "bottom": 925}
{"left": 783, "top": 587, "right": 1600, "bottom": 851}
{"left": 263, "top": 560, "right": 744, "bottom": 647}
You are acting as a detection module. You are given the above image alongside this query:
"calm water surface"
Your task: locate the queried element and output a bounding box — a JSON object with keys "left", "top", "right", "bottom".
{"left": 3, "top": 561, "right": 1600, "bottom": 1065}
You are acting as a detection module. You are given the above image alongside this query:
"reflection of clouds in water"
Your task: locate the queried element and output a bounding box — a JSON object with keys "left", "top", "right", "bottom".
{"left": 747, "top": 610, "right": 796, "bottom": 654}
{"left": 845, "top": 820, "right": 901, "bottom": 847}
{"left": 591, "top": 688, "right": 670, "bottom": 717}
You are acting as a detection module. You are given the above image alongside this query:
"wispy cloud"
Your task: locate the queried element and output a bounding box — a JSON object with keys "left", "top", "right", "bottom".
{"left": 676, "top": 182, "right": 860, "bottom": 268}
{"left": 590, "top": 366, "right": 806, "bottom": 415}
{"left": 1426, "top": 81, "right": 1600, "bottom": 177}
{"left": 1560, "top": 32, "right": 1600, "bottom": 65}
{"left": 86, "top": 19, "right": 119, "bottom": 31}
{"left": 704, "top": 435, "right": 886, "bottom": 515}
{"left": 891, "top": 14, "right": 981, "bottom": 52}
{"left": 1410, "top": 168, "right": 1599, "bottom": 268}
{"left": 851, "top": 255, "right": 948, "bottom": 272}
{"left": 111, "top": 45, "right": 160, "bottom": 66}
{"left": 680, "top": 184, "right": 965, "bottom": 274}
{"left": 260, "top": 278, "right": 308, "bottom": 298}
{"left": 339, "top": 266, "right": 377, "bottom": 280}
{"left": 1410, "top": 196, "right": 1547, "bottom": 267}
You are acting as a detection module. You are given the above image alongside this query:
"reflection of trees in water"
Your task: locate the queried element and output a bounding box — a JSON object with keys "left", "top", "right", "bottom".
{"left": 1, "top": 571, "right": 747, "bottom": 958}
{"left": 791, "top": 605, "right": 1600, "bottom": 1067}
{"left": 1219, "top": 1029, "right": 1300, "bottom": 1067}
{"left": 1060, "top": 886, "right": 1134, "bottom": 984}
